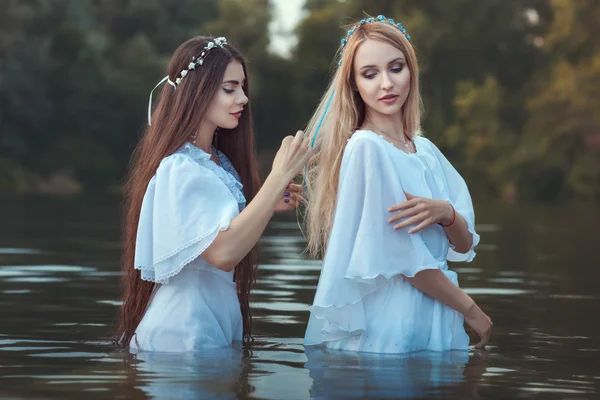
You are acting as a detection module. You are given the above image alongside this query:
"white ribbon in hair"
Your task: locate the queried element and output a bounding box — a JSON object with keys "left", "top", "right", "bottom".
{"left": 147, "top": 76, "right": 177, "bottom": 126}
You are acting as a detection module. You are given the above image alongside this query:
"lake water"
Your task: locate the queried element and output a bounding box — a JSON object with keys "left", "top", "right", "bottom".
{"left": 0, "top": 196, "right": 598, "bottom": 399}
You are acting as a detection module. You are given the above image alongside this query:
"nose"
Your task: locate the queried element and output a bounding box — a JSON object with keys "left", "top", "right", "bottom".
{"left": 380, "top": 71, "right": 393, "bottom": 90}
{"left": 237, "top": 91, "right": 248, "bottom": 106}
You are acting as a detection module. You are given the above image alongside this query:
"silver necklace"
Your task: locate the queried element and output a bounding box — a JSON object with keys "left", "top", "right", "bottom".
{"left": 369, "top": 124, "right": 412, "bottom": 149}
{"left": 385, "top": 132, "right": 411, "bottom": 148}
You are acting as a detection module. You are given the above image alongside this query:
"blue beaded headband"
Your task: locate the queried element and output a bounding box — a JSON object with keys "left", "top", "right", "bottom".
{"left": 338, "top": 15, "right": 411, "bottom": 67}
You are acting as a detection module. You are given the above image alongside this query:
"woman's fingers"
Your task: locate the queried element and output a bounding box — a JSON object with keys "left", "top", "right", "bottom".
{"left": 283, "top": 188, "right": 301, "bottom": 199}
{"left": 466, "top": 311, "right": 493, "bottom": 350}
{"left": 280, "top": 194, "right": 299, "bottom": 209}
{"left": 287, "top": 183, "right": 302, "bottom": 193}
{"left": 388, "top": 197, "right": 442, "bottom": 233}
{"left": 474, "top": 337, "right": 486, "bottom": 349}
{"left": 408, "top": 219, "right": 432, "bottom": 234}
{"left": 271, "top": 131, "right": 314, "bottom": 183}
{"left": 393, "top": 213, "right": 425, "bottom": 230}
{"left": 295, "top": 131, "right": 312, "bottom": 158}
{"left": 389, "top": 202, "right": 407, "bottom": 213}
{"left": 293, "top": 130, "right": 309, "bottom": 151}
{"left": 474, "top": 327, "right": 491, "bottom": 349}
{"left": 302, "top": 134, "right": 311, "bottom": 149}
{"left": 285, "top": 131, "right": 313, "bottom": 175}
{"left": 388, "top": 206, "right": 420, "bottom": 224}
{"left": 388, "top": 197, "right": 418, "bottom": 212}
{"left": 283, "top": 183, "right": 302, "bottom": 200}
{"left": 276, "top": 186, "right": 300, "bottom": 211}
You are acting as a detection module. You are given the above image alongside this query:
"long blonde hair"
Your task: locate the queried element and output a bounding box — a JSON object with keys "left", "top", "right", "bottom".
{"left": 303, "top": 18, "right": 422, "bottom": 257}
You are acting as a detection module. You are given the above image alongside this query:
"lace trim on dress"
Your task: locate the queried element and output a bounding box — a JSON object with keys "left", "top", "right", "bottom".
{"left": 179, "top": 142, "right": 246, "bottom": 207}
{"left": 135, "top": 221, "right": 232, "bottom": 284}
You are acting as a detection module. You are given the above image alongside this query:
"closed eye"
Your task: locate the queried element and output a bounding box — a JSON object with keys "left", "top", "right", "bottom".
{"left": 391, "top": 64, "right": 404, "bottom": 73}
{"left": 363, "top": 71, "right": 377, "bottom": 79}
{"left": 360, "top": 57, "right": 406, "bottom": 79}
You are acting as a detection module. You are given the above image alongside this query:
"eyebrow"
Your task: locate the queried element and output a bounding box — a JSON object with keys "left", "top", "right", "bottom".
{"left": 359, "top": 57, "right": 405, "bottom": 71}
{"left": 222, "top": 79, "right": 246, "bottom": 85}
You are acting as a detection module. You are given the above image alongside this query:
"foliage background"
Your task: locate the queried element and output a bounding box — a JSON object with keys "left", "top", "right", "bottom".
{"left": 1, "top": 0, "right": 598, "bottom": 203}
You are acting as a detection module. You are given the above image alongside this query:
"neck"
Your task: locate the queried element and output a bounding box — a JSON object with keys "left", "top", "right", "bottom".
{"left": 364, "top": 110, "right": 405, "bottom": 140}
{"left": 194, "top": 122, "right": 218, "bottom": 154}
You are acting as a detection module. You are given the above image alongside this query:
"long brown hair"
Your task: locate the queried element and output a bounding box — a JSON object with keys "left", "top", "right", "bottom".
{"left": 115, "top": 36, "right": 260, "bottom": 346}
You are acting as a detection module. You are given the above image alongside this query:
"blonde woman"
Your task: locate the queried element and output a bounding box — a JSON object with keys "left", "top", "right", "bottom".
{"left": 303, "top": 16, "right": 492, "bottom": 354}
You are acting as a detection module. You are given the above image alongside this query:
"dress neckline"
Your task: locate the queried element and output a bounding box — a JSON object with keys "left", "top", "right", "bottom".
{"left": 182, "top": 142, "right": 224, "bottom": 166}
{"left": 178, "top": 142, "right": 246, "bottom": 208}
{"left": 354, "top": 129, "right": 421, "bottom": 156}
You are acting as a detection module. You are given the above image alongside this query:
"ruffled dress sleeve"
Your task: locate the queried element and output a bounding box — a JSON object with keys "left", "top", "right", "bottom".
{"left": 424, "top": 139, "right": 480, "bottom": 262}
{"left": 305, "top": 135, "right": 450, "bottom": 344}
{"left": 133, "top": 152, "right": 240, "bottom": 284}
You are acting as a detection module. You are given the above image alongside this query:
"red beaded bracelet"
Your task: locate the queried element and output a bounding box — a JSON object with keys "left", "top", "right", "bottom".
{"left": 438, "top": 203, "right": 456, "bottom": 227}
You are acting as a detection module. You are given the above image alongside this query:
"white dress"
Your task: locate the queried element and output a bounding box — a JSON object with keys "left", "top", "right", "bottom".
{"left": 304, "top": 130, "right": 480, "bottom": 354}
{"left": 130, "top": 142, "right": 246, "bottom": 352}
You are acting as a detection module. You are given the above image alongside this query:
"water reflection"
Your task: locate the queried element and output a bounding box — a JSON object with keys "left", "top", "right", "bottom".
{"left": 1, "top": 197, "right": 600, "bottom": 399}
{"left": 130, "top": 346, "right": 255, "bottom": 399}
{"left": 304, "top": 348, "right": 473, "bottom": 399}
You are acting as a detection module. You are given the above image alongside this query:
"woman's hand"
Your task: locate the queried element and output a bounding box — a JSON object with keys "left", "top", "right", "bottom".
{"left": 274, "top": 183, "right": 302, "bottom": 213}
{"left": 271, "top": 130, "right": 313, "bottom": 184}
{"left": 388, "top": 192, "right": 454, "bottom": 233}
{"left": 464, "top": 303, "right": 493, "bottom": 349}
{"left": 202, "top": 131, "right": 311, "bottom": 271}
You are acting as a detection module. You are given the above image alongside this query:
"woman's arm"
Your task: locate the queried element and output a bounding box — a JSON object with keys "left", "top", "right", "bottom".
{"left": 440, "top": 205, "right": 472, "bottom": 254}
{"left": 388, "top": 193, "right": 490, "bottom": 347}
{"left": 202, "top": 132, "right": 311, "bottom": 271}
{"left": 404, "top": 269, "right": 493, "bottom": 348}
{"left": 388, "top": 193, "right": 473, "bottom": 254}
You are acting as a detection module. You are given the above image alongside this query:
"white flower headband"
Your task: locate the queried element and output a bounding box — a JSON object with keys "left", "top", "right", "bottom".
{"left": 147, "top": 37, "right": 228, "bottom": 125}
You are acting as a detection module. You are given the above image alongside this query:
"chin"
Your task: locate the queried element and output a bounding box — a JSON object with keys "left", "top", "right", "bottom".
{"left": 365, "top": 101, "right": 401, "bottom": 117}
{"left": 383, "top": 108, "right": 402, "bottom": 116}
{"left": 220, "top": 120, "right": 240, "bottom": 130}
{"left": 375, "top": 106, "right": 403, "bottom": 116}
